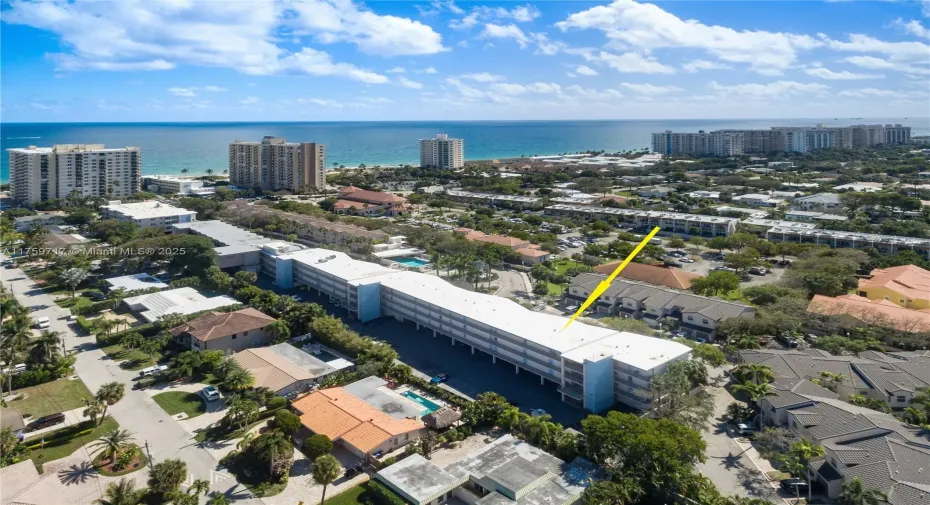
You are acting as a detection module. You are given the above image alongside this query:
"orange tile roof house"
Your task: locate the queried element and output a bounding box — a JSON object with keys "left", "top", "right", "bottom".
{"left": 857, "top": 265, "right": 930, "bottom": 310}
{"left": 170, "top": 307, "right": 278, "bottom": 354}
{"left": 807, "top": 294, "right": 930, "bottom": 334}
{"left": 594, "top": 262, "right": 699, "bottom": 290}
{"left": 335, "top": 186, "right": 411, "bottom": 217}
{"left": 457, "top": 229, "right": 551, "bottom": 265}
{"left": 292, "top": 377, "right": 427, "bottom": 458}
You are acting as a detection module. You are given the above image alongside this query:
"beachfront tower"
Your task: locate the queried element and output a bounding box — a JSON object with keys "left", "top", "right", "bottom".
{"left": 229, "top": 137, "right": 326, "bottom": 192}
{"left": 419, "top": 133, "right": 464, "bottom": 169}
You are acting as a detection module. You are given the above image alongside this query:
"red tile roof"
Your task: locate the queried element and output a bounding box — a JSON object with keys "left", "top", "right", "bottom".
{"left": 169, "top": 307, "right": 276, "bottom": 342}
{"left": 594, "top": 262, "right": 699, "bottom": 290}
{"left": 338, "top": 187, "right": 406, "bottom": 205}
{"left": 859, "top": 265, "right": 930, "bottom": 302}
{"left": 807, "top": 294, "right": 930, "bottom": 333}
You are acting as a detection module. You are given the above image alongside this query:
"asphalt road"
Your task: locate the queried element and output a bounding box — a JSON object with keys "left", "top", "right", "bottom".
{"left": 2, "top": 261, "right": 263, "bottom": 504}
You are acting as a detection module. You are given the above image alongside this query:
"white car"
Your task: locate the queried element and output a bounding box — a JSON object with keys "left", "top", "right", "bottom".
{"left": 201, "top": 386, "right": 221, "bottom": 401}
{"left": 139, "top": 364, "right": 168, "bottom": 377}
{"left": 679, "top": 257, "right": 695, "bottom": 263}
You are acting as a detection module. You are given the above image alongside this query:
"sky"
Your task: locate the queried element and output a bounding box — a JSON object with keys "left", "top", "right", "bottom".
{"left": 1, "top": 0, "right": 929, "bottom": 122}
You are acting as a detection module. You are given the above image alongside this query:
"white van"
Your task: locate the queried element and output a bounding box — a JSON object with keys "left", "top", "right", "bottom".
{"left": 35, "top": 317, "right": 50, "bottom": 329}
{"left": 139, "top": 364, "right": 168, "bottom": 377}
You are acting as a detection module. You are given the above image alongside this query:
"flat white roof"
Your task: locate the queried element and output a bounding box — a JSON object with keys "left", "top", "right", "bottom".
{"left": 174, "top": 220, "right": 273, "bottom": 247}
{"left": 287, "top": 249, "right": 401, "bottom": 286}
{"left": 104, "top": 273, "right": 168, "bottom": 292}
{"left": 123, "top": 287, "right": 239, "bottom": 323}
{"left": 562, "top": 332, "right": 692, "bottom": 371}
{"left": 102, "top": 201, "right": 197, "bottom": 219}
{"left": 380, "top": 271, "right": 621, "bottom": 354}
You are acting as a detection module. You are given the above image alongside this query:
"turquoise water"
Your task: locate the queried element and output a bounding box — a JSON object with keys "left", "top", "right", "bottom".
{"left": 2, "top": 119, "right": 927, "bottom": 183}
{"left": 394, "top": 257, "right": 429, "bottom": 267}
{"left": 401, "top": 390, "right": 441, "bottom": 414}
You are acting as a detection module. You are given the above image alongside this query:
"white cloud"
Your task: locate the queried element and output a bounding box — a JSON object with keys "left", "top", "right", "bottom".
{"left": 827, "top": 34, "right": 930, "bottom": 64}
{"left": 288, "top": 0, "right": 446, "bottom": 57}
{"left": 575, "top": 65, "right": 598, "bottom": 76}
{"left": 97, "top": 100, "right": 131, "bottom": 111}
{"left": 619, "top": 82, "right": 683, "bottom": 95}
{"left": 460, "top": 72, "right": 505, "bottom": 82}
{"left": 387, "top": 66, "right": 407, "bottom": 73}
{"left": 708, "top": 80, "right": 830, "bottom": 98}
{"left": 201, "top": 85, "right": 227, "bottom": 92}
{"left": 298, "top": 98, "right": 345, "bottom": 108}
{"left": 894, "top": 18, "right": 930, "bottom": 38}
{"left": 2, "top": 0, "right": 423, "bottom": 81}
{"left": 681, "top": 59, "right": 732, "bottom": 73}
{"left": 837, "top": 88, "right": 898, "bottom": 98}
{"left": 418, "top": 67, "right": 439, "bottom": 74}
{"left": 803, "top": 67, "right": 884, "bottom": 80}
{"left": 239, "top": 96, "right": 261, "bottom": 105}
{"left": 480, "top": 24, "right": 529, "bottom": 48}
{"left": 397, "top": 76, "right": 423, "bottom": 89}
{"left": 574, "top": 50, "right": 676, "bottom": 74}
{"left": 168, "top": 87, "right": 198, "bottom": 98}
{"left": 556, "top": 0, "right": 822, "bottom": 74}
{"left": 566, "top": 72, "right": 576, "bottom": 78}
{"left": 489, "top": 83, "right": 529, "bottom": 95}
{"left": 844, "top": 55, "right": 930, "bottom": 75}
{"left": 277, "top": 48, "right": 389, "bottom": 83}
{"left": 449, "top": 4, "right": 541, "bottom": 30}
{"left": 531, "top": 33, "right": 567, "bottom": 55}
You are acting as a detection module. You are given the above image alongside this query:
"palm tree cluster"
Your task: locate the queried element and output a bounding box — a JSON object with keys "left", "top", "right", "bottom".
{"left": 83, "top": 382, "right": 126, "bottom": 426}
{"left": 1, "top": 294, "right": 75, "bottom": 394}
{"left": 730, "top": 363, "right": 776, "bottom": 407}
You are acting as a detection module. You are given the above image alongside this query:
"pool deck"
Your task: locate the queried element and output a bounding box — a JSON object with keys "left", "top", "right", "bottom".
{"left": 396, "top": 385, "right": 446, "bottom": 414}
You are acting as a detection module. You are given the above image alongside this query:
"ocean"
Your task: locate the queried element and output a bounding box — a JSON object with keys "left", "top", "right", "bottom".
{"left": 2, "top": 118, "right": 928, "bottom": 183}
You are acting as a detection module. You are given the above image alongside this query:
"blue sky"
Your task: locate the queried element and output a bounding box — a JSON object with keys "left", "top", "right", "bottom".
{"left": 1, "top": 0, "right": 929, "bottom": 122}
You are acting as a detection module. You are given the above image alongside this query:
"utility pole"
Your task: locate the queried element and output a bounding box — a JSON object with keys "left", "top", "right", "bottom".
{"left": 145, "top": 440, "right": 154, "bottom": 470}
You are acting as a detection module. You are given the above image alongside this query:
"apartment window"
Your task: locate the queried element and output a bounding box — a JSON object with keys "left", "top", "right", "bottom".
{"left": 393, "top": 438, "right": 398, "bottom": 445}
{"left": 702, "top": 319, "right": 709, "bottom": 324}
{"left": 231, "top": 334, "right": 237, "bottom": 340}
{"left": 896, "top": 395, "right": 906, "bottom": 402}
{"left": 405, "top": 434, "right": 409, "bottom": 440}
{"left": 686, "top": 316, "right": 693, "bottom": 321}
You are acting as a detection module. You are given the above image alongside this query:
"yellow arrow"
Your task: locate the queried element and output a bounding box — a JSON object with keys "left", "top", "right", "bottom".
{"left": 562, "top": 226, "right": 662, "bottom": 331}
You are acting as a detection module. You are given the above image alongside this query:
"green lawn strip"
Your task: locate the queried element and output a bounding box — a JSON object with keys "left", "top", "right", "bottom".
{"left": 324, "top": 484, "right": 368, "bottom": 505}
{"left": 91, "top": 444, "right": 148, "bottom": 476}
{"left": 551, "top": 259, "right": 584, "bottom": 275}
{"left": 7, "top": 378, "right": 94, "bottom": 418}
{"left": 152, "top": 391, "right": 206, "bottom": 419}
{"left": 26, "top": 417, "right": 119, "bottom": 473}
{"left": 100, "top": 343, "right": 160, "bottom": 371}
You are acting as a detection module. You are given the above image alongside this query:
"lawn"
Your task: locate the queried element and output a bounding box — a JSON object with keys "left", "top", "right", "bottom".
{"left": 100, "top": 343, "right": 161, "bottom": 371}
{"left": 26, "top": 417, "right": 119, "bottom": 473}
{"left": 546, "top": 282, "right": 565, "bottom": 297}
{"left": 56, "top": 295, "right": 94, "bottom": 311}
{"left": 152, "top": 391, "right": 206, "bottom": 419}
{"left": 6, "top": 378, "right": 94, "bottom": 418}
{"left": 551, "top": 259, "right": 584, "bottom": 275}
{"left": 325, "top": 484, "right": 368, "bottom": 505}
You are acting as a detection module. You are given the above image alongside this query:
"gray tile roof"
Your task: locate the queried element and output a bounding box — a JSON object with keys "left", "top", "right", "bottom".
{"left": 568, "top": 274, "right": 754, "bottom": 322}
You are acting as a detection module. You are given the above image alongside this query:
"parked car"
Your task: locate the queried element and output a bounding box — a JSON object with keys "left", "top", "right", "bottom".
{"left": 780, "top": 478, "right": 809, "bottom": 495}
{"left": 679, "top": 257, "right": 695, "bottom": 263}
{"left": 530, "top": 409, "right": 548, "bottom": 417}
{"left": 34, "top": 316, "right": 50, "bottom": 329}
{"left": 664, "top": 259, "right": 683, "bottom": 268}
{"left": 430, "top": 373, "right": 449, "bottom": 384}
{"left": 748, "top": 267, "right": 768, "bottom": 276}
{"left": 735, "top": 423, "right": 758, "bottom": 436}
{"left": 83, "top": 291, "right": 107, "bottom": 301}
{"left": 139, "top": 364, "right": 168, "bottom": 377}
{"left": 776, "top": 334, "right": 800, "bottom": 349}
{"left": 201, "top": 385, "right": 220, "bottom": 401}
{"left": 667, "top": 250, "right": 687, "bottom": 258}
{"left": 28, "top": 412, "right": 66, "bottom": 431}
{"left": 344, "top": 465, "right": 364, "bottom": 479}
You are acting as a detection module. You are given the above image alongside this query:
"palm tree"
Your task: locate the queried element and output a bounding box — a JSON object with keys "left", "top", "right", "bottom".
{"left": 188, "top": 478, "right": 210, "bottom": 497}
{"left": 139, "top": 339, "right": 161, "bottom": 359}
{"left": 227, "top": 397, "right": 258, "bottom": 430}
{"left": 312, "top": 454, "right": 341, "bottom": 505}
{"left": 109, "top": 287, "right": 128, "bottom": 308}
{"left": 31, "top": 330, "right": 63, "bottom": 362}
{"left": 83, "top": 398, "right": 105, "bottom": 425}
{"left": 236, "top": 431, "right": 255, "bottom": 451}
{"left": 266, "top": 320, "right": 290, "bottom": 344}
{"left": 206, "top": 493, "right": 231, "bottom": 505}
{"left": 733, "top": 382, "right": 776, "bottom": 405}
{"left": 496, "top": 407, "right": 523, "bottom": 432}
{"left": 902, "top": 406, "right": 928, "bottom": 425}
{"left": 59, "top": 267, "right": 89, "bottom": 298}
{"left": 838, "top": 477, "right": 887, "bottom": 505}
{"left": 252, "top": 429, "right": 293, "bottom": 478}
{"left": 90, "top": 429, "right": 136, "bottom": 462}
{"left": 181, "top": 168, "right": 189, "bottom": 176}
{"left": 96, "top": 382, "right": 126, "bottom": 423}
{"left": 732, "top": 363, "right": 774, "bottom": 385}
{"left": 148, "top": 458, "right": 188, "bottom": 495}
{"left": 818, "top": 371, "right": 845, "bottom": 392}
{"left": 204, "top": 168, "right": 214, "bottom": 183}
{"left": 223, "top": 368, "right": 254, "bottom": 392}
{"left": 167, "top": 492, "right": 198, "bottom": 505}
{"left": 94, "top": 477, "right": 142, "bottom": 505}
{"left": 733, "top": 334, "right": 761, "bottom": 350}
{"left": 213, "top": 358, "right": 238, "bottom": 381}
{"left": 791, "top": 439, "right": 825, "bottom": 502}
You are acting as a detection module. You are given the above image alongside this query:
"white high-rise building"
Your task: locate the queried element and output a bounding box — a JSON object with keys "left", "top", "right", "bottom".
{"left": 7, "top": 144, "right": 141, "bottom": 205}
{"left": 228, "top": 137, "right": 326, "bottom": 192}
{"left": 419, "top": 134, "right": 464, "bottom": 169}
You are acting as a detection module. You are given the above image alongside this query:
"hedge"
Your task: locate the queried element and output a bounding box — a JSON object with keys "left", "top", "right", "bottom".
{"left": 366, "top": 480, "right": 408, "bottom": 505}
{"left": 76, "top": 316, "right": 94, "bottom": 333}
{"left": 25, "top": 421, "right": 95, "bottom": 448}
{"left": 95, "top": 323, "right": 158, "bottom": 346}
{"left": 71, "top": 299, "right": 117, "bottom": 315}
{"left": 9, "top": 369, "right": 55, "bottom": 390}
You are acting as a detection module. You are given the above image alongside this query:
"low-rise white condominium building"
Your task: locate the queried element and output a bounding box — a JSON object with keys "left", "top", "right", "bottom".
{"left": 100, "top": 200, "right": 197, "bottom": 229}
{"left": 264, "top": 247, "right": 691, "bottom": 412}
{"left": 420, "top": 134, "right": 464, "bottom": 169}
{"left": 8, "top": 144, "right": 141, "bottom": 205}
{"left": 445, "top": 190, "right": 542, "bottom": 209}
{"left": 228, "top": 136, "right": 326, "bottom": 192}
{"left": 142, "top": 175, "right": 215, "bottom": 196}
{"left": 545, "top": 204, "right": 740, "bottom": 237}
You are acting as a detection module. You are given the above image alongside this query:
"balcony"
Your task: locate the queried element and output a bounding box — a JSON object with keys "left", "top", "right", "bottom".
{"left": 559, "top": 383, "right": 584, "bottom": 400}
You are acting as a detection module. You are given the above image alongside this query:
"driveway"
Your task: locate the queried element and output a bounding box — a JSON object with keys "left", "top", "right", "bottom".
{"left": 3, "top": 262, "right": 263, "bottom": 505}
{"left": 263, "top": 445, "right": 370, "bottom": 505}
{"left": 697, "top": 367, "right": 780, "bottom": 501}
{"left": 494, "top": 269, "right": 531, "bottom": 299}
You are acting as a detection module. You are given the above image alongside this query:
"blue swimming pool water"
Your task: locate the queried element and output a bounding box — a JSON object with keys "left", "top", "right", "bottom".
{"left": 401, "top": 390, "right": 441, "bottom": 414}
{"left": 394, "top": 257, "right": 429, "bottom": 267}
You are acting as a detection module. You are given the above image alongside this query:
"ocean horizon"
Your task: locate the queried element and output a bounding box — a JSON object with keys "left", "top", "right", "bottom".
{"left": 3, "top": 118, "right": 928, "bottom": 183}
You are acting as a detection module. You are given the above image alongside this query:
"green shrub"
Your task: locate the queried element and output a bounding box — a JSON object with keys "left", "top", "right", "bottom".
{"left": 273, "top": 410, "right": 301, "bottom": 434}
{"left": 76, "top": 315, "right": 94, "bottom": 333}
{"left": 367, "top": 480, "right": 408, "bottom": 505}
{"left": 9, "top": 369, "right": 54, "bottom": 390}
{"left": 265, "top": 396, "right": 287, "bottom": 410}
{"left": 71, "top": 299, "right": 117, "bottom": 315}
{"left": 301, "top": 434, "right": 333, "bottom": 459}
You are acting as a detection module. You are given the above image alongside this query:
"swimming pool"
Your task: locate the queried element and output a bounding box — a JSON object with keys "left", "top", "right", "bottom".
{"left": 401, "top": 390, "right": 441, "bottom": 414}
{"left": 393, "top": 257, "right": 430, "bottom": 267}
